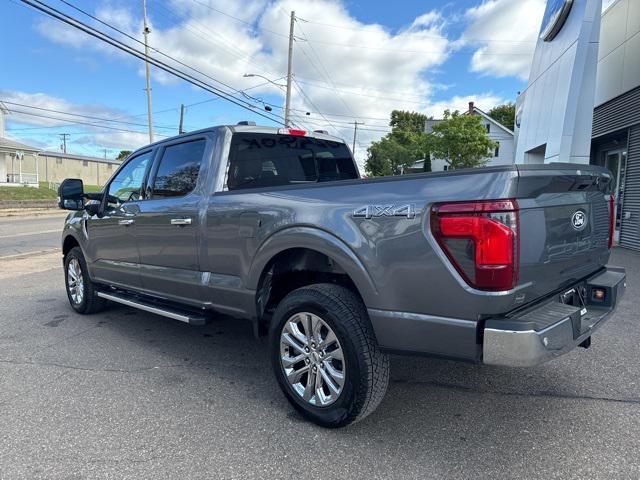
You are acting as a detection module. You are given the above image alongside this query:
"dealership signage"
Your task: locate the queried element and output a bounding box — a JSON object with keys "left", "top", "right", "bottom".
{"left": 540, "top": 0, "right": 574, "bottom": 41}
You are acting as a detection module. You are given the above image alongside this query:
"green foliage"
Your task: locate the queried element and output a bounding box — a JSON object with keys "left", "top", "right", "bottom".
{"left": 116, "top": 150, "right": 132, "bottom": 162}
{"left": 426, "top": 110, "right": 497, "bottom": 170}
{"left": 0, "top": 184, "right": 58, "bottom": 201}
{"left": 365, "top": 111, "right": 432, "bottom": 177}
{"left": 389, "top": 110, "right": 429, "bottom": 134}
{"left": 0, "top": 183, "right": 103, "bottom": 201}
{"left": 488, "top": 103, "right": 516, "bottom": 131}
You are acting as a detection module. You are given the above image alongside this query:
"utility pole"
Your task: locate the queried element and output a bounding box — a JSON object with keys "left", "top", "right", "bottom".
{"left": 351, "top": 121, "right": 364, "bottom": 156}
{"left": 284, "top": 11, "right": 295, "bottom": 128}
{"left": 59, "top": 133, "right": 70, "bottom": 154}
{"left": 142, "top": 0, "right": 154, "bottom": 143}
{"left": 178, "top": 103, "right": 185, "bottom": 134}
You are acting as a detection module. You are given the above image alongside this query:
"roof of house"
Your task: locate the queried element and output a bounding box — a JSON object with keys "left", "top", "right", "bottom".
{"left": 0, "top": 136, "right": 41, "bottom": 153}
{"left": 465, "top": 105, "right": 514, "bottom": 136}
{"left": 39, "top": 150, "right": 121, "bottom": 165}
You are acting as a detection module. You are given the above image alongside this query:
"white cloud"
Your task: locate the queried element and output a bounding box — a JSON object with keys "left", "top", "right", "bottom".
{"left": 31, "top": 0, "right": 513, "bottom": 165}
{"left": 0, "top": 90, "right": 159, "bottom": 154}
{"left": 458, "top": 0, "right": 545, "bottom": 81}
{"left": 424, "top": 93, "right": 505, "bottom": 117}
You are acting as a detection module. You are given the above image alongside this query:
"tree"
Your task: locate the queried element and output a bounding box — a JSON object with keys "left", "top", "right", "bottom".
{"left": 116, "top": 150, "right": 132, "bottom": 162}
{"left": 365, "top": 111, "right": 432, "bottom": 176}
{"left": 488, "top": 103, "right": 516, "bottom": 131}
{"left": 389, "top": 110, "right": 428, "bottom": 134}
{"left": 426, "top": 110, "right": 497, "bottom": 170}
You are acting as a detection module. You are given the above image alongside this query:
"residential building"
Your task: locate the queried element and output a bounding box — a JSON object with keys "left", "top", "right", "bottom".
{"left": 409, "top": 102, "right": 514, "bottom": 173}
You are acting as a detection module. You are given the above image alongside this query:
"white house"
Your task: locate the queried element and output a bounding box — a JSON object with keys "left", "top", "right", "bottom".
{"left": 409, "top": 102, "right": 514, "bottom": 172}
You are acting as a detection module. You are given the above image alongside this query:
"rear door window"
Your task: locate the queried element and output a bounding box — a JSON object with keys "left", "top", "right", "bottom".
{"left": 151, "top": 139, "right": 206, "bottom": 198}
{"left": 227, "top": 133, "right": 358, "bottom": 191}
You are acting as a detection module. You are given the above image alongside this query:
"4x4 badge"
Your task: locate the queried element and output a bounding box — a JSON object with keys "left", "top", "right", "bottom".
{"left": 353, "top": 204, "right": 416, "bottom": 219}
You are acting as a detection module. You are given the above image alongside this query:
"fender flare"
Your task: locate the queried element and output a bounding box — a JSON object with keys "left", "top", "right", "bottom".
{"left": 246, "top": 226, "right": 379, "bottom": 305}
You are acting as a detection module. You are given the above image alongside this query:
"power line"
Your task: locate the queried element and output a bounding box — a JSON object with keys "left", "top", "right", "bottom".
{"left": 5, "top": 108, "right": 170, "bottom": 137}
{"left": 57, "top": 0, "right": 286, "bottom": 117}
{"left": 0, "top": 100, "right": 176, "bottom": 130}
{"left": 30, "top": 0, "right": 287, "bottom": 125}
{"left": 151, "top": 1, "right": 285, "bottom": 80}
{"left": 294, "top": 18, "right": 357, "bottom": 119}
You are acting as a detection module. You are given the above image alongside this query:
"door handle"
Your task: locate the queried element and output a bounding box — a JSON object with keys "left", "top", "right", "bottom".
{"left": 170, "top": 218, "right": 192, "bottom": 226}
{"left": 118, "top": 219, "right": 135, "bottom": 226}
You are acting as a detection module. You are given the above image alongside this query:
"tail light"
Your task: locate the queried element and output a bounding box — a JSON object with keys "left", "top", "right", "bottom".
{"left": 608, "top": 194, "right": 615, "bottom": 249}
{"left": 431, "top": 200, "right": 519, "bottom": 291}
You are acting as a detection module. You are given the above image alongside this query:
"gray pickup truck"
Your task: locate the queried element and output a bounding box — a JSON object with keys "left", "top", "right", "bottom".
{"left": 58, "top": 123, "right": 626, "bottom": 427}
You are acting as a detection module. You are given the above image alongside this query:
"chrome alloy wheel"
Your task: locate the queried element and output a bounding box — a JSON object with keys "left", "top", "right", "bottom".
{"left": 67, "top": 258, "right": 84, "bottom": 305}
{"left": 279, "top": 312, "right": 345, "bottom": 406}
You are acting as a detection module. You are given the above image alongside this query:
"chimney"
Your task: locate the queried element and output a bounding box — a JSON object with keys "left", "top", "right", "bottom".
{"left": 468, "top": 101, "right": 474, "bottom": 113}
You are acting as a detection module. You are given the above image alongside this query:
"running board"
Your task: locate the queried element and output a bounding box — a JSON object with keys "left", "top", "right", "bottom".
{"left": 97, "top": 291, "right": 207, "bottom": 326}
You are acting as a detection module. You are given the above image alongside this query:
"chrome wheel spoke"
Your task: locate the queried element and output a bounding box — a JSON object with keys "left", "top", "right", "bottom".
{"left": 285, "top": 318, "right": 308, "bottom": 346}
{"left": 281, "top": 332, "right": 306, "bottom": 355}
{"left": 287, "top": 364, "right": 309, "bottom": 384}
{"left": 323, "top": 361, "right": 344, "bottom": 388}
{"left": 279, "top": 312, "right": 345, "bottom": 407}
{"left": 325, "top": 348, "right": 343, "bottom": 363}
{"left": 304, "top": 313, "right": 315, "bottom": 344}
{"left": 281, "top": 352, "right": 305, "bottom": 368}
{"left": 303, "top": 370, "right": 316, "bottom": 401}
{"left": 319, "top": 329, "right": 337, "bottom": 350}
{"left": 67, "top": 259, "right": 84, "bottom": 304}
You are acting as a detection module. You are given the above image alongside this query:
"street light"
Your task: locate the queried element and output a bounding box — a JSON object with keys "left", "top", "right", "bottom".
{"left": 243, "top": 73, "right": 286, "bottom": 88}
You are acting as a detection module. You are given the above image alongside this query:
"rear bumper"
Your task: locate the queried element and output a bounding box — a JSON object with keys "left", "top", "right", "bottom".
{"left": 483, "top": 266, "right": 626, "bottom": 367}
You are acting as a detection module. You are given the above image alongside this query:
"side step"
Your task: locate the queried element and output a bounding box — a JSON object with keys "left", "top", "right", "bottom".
{"left": 97, "top": 291, "right": 207, "bottom": 326}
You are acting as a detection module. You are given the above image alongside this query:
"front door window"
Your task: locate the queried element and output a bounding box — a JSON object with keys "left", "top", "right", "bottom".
{"left": 106, "top": 151, "right": 152, "bottom": 209}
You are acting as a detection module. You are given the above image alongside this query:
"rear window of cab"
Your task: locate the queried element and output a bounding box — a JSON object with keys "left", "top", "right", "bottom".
{"left": 227, "top": 133, "right": 358, "bottom": 191}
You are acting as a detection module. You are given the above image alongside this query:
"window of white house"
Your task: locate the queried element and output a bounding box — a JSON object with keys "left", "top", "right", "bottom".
{"left": 443, "top": 165, "right": 448, "bottom": 171}
{"left": 83, "top": 160, "right": 89, "bottom": 167}
{"left": 495, "top": 142, "right": 500, "bottom": 157}
{"left": 486, "top": 124, "right": 491, "bottom": 133}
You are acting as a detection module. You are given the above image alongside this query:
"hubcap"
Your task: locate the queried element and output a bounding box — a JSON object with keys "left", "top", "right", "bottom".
{"left": 279, "top": 312, "right": 345, "bottom": 406}
{"left": 67, "top": 258, "right": 84, "bottom": 305}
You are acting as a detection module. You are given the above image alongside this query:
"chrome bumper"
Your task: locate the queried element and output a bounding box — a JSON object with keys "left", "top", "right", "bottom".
{"left": 483, "top": 266, "right": 626, "bottom": 367}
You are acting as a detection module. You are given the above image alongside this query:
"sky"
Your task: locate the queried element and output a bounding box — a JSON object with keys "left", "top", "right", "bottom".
{"left": 0, "top": 0, "right": 616, "bottom": 165}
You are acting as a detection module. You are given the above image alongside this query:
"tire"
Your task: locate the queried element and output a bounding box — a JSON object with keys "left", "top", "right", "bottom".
{"left": 64, "top": 246, "right": 106, "bottom": 314}
{"left": 270, "top": 283, "right": 389, "bottom": 428}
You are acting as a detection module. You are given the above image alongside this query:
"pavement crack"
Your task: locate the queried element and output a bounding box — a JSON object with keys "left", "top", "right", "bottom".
{"left": 391, "top": 378, "right": 640, "bottom": 406}
{"left": 0, "top": 358, "right": 190, "bottom": 374}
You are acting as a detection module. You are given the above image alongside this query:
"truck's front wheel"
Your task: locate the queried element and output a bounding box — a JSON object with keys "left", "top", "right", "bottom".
{"left": 270, "top": 284, "right": 389, "bottom": 428}
{"left": 64, "top": 247, "right": 105, "bottom": 314}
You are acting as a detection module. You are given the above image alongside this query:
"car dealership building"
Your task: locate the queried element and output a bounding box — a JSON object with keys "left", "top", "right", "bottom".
{"left": 591, "top": 0, "right": 640, "bottom": 249}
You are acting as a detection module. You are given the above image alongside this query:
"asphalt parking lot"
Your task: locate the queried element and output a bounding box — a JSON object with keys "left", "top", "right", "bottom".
{"left": 1, "top": 217, "right": 639, "bottom": 479}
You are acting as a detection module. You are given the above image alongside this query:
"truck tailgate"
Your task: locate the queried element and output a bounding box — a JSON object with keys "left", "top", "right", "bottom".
{"left": 516, "top": 164, "right": 614, "bottom": 299}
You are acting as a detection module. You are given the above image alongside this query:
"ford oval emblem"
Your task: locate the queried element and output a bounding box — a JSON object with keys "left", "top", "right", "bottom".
{"left": 571, "top": 210, "right": 587, "bottom": 231}
{"left": 540, "top": 0, "right": 574, "bottom": 42}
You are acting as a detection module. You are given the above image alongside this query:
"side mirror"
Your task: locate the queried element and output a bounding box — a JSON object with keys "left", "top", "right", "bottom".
{"left": 84, "top": 200, "right": 102, "bottom": 216}
{"left": 58, "top": 178, "right": 84, "bottom": 210}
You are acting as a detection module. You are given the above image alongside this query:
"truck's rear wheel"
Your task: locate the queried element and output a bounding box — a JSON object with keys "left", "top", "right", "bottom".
{"left": 270, "top": 283, "right": 389, "bottom": 428}
{"left": 64, "top": 247, "right": 105, "bottom": 314}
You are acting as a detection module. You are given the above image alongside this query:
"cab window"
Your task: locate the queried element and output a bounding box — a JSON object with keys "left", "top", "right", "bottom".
{"left": 227, "top": 133, "right": 358, "bottom": 191}
{"left": 106, "top": 151, "right": 152, "bottom": 208}
{"left": 150, "top": 139, "right": 206, "bottom": 198}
